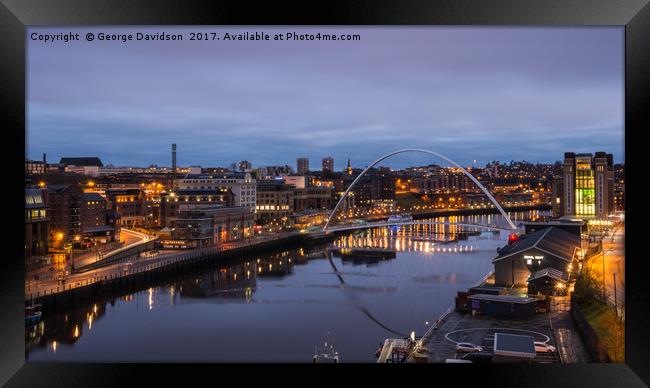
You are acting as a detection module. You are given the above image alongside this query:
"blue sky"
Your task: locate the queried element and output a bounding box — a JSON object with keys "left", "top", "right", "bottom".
{"left": 27, "top": 27, "right": 624, "bottom": 170}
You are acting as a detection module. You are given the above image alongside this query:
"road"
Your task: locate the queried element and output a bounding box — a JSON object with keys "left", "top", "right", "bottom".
{"left": 72, "top": 228, "right": 151, "bottom": 269}
{"left": 588, "top": 223, "right": 625, "bottom": 318}
{"left": 25, "top": 228, "right": 152, "bottom": 297}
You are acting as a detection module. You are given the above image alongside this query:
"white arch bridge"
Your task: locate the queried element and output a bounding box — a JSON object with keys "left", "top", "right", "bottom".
{"left": 323, "top": 148, "right": 518, "bottom": 233}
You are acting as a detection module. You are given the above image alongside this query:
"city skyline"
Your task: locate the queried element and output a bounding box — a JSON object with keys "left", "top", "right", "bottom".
{"left": 27, "top": 26, "right": 624, "bottom": 168}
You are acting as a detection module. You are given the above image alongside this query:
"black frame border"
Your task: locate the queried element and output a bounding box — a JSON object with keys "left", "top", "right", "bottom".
{"left": 1, "top": 1, "right": 649, "bottom": 386}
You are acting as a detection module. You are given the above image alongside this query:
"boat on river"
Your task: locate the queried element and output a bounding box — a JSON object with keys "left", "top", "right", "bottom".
{"left": 387, "top": 213, "right": 413, "bottom": 224}
{"left": 313, "top": 334, "right": 341, "bottom": 363}
{"left": 25, "top": 304, "right": 42, "bottom": 326}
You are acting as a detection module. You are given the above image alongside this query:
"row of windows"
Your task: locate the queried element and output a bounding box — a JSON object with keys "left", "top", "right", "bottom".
{"left": 26, "top": 195, "right": 44, "bottom": 205}
{"left": 256, "top": 205, "right": 290, "bottom": 211}
{"left": 26, "top": 209, "right": 47, "bottom": 219}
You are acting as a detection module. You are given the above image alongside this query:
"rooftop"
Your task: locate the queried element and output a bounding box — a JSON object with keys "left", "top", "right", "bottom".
{"left": 59, "top": 157, "right": 104, "bottom": 167}
{"left": 83, "top": 192, "right": 105, "bottom": 202}
{"left": 493, "top": 227, "right": 580, "bottom": 264}
{"left": 528, "top": 267, "right": 568, "bottom": 282}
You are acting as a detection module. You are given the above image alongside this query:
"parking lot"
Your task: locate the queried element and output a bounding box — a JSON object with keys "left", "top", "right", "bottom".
{"left": 425, "top": 311, "right": 562, "bottom": 363}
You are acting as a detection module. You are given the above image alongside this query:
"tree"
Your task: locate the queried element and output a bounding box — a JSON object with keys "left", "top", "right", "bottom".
{"left": 573, "top": 268, "right": 606, "bottom": 305}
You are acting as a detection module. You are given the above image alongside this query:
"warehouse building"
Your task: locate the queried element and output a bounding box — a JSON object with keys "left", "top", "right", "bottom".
{"left": 492, "top": 227, "right": 580, "bottom": 289}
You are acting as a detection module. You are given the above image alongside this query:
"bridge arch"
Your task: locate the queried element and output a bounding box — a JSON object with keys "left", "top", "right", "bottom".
{"left": 323, "top": 148, "right": 517, "bottom": 232}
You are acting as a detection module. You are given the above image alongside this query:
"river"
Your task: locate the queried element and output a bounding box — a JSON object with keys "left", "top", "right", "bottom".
{"left": 26, "top": 211, "right": 547, "bottom": 362}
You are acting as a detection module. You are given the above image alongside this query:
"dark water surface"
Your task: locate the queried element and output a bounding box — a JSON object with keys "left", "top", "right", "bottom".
{"left": 26, "top": 212, "right": 544, "bottom": 362}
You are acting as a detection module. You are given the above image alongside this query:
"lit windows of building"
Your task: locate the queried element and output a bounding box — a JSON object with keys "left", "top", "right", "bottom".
{"left": 562, "top": 152, "right": 614, "bottom": 219}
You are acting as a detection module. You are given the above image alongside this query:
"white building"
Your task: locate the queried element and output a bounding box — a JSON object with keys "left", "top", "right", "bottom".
{"left": 176, "top": 172, "right": 256, "bottom": 210}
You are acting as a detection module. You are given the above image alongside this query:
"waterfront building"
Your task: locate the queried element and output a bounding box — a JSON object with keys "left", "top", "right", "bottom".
{"left": 255, "top": 180, "right": 294, "bottom": 226}
{"left": 25, "top": 187, "right": 49, "bottom": 258}
{"left": 297, "top": 157, "right": 309, "bottom": 175}
{"left": 322, "top": 156, "right": 334, "bottom": 174}
{"left": 159, "top": 188, "right": 234, "bottom": 228}
{"left": 562, "top": 152, "right": 614, "bottom": 219}
{"left": 47, "top": 184, "right": 83, "bottom": 245}
{"left": 292, "top": 186, "right": 333, "bottom": 213}
{"left": 491, "top": 227, "right": 580, "bottom": 290}
{"left": 176, "top": 172, "right": 256, "bottom": 210}
{"left": 171, "top": 203, "right": 254, "bottom": 247}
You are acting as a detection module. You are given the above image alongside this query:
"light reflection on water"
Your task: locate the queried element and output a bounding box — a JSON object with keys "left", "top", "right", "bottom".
{"left": 26, "top": 212, "right": 546, "bottom": 362}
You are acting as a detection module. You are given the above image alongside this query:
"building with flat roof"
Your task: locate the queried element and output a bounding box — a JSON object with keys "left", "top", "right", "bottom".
{"left": 176, "top": 172, "right": 256, "bottom": 210}
{"left": 59, "top": 157, "right": 104, "bottom": 167}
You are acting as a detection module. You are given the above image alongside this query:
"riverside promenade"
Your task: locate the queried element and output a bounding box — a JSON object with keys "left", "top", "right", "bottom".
{"left": 25, "top": 231, "right": 319, "bottom": 307}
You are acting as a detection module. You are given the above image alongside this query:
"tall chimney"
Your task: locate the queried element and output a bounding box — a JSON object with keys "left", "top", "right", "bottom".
{"left": 43, "top": 153, "right": 47, "bottom": 165}
{"left": 172, "top": 144, "right": 177, "bottom": 174}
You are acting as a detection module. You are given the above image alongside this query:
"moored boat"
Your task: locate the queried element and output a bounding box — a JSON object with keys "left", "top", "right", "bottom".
{"left": 25, "top": 304, "right": 42, "bottom": 326}
{"left": 387, "top": 213, "right": 413, "bottom": 223}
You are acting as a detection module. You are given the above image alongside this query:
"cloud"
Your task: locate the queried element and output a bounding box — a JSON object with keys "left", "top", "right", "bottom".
{"left": 27, "top": 27, "right": 624, "bottom": 168}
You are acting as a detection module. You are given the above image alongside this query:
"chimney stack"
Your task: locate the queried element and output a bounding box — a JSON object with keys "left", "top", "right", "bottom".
{"left": 172, "top": 144, "right": 177, "bottom": 174}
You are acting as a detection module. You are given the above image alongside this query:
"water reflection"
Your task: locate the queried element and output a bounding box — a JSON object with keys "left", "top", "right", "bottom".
{"left": 27, "top": 212, "right": 548, "bottom": 361}
{"left": 26, "top": 302, "right": 106, "bottom": 355}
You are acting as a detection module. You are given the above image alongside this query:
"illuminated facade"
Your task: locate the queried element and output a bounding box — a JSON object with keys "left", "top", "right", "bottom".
{"left": 562, "top": 152, "right": 614, "bottom": 219}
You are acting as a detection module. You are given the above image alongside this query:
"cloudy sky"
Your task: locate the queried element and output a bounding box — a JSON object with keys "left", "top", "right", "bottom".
{"left": 27, "top": 27, "right": 624, "bottom": 170}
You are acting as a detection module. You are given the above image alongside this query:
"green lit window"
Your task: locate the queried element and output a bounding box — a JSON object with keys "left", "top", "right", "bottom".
{"left": 575, "top": 161, "right": 595, "bottom": 216}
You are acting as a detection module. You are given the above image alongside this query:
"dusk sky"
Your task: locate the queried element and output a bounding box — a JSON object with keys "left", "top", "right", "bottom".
{"left": 27, "top": 27, "right": 624, "bottom": 170}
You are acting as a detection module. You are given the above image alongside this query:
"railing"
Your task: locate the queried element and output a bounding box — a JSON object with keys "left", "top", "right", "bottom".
{"left": 25, "top": 234, "right": 293, "bottom": 302}
{"left": 407, "top": 304, "right": 454, "bottom": 362}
